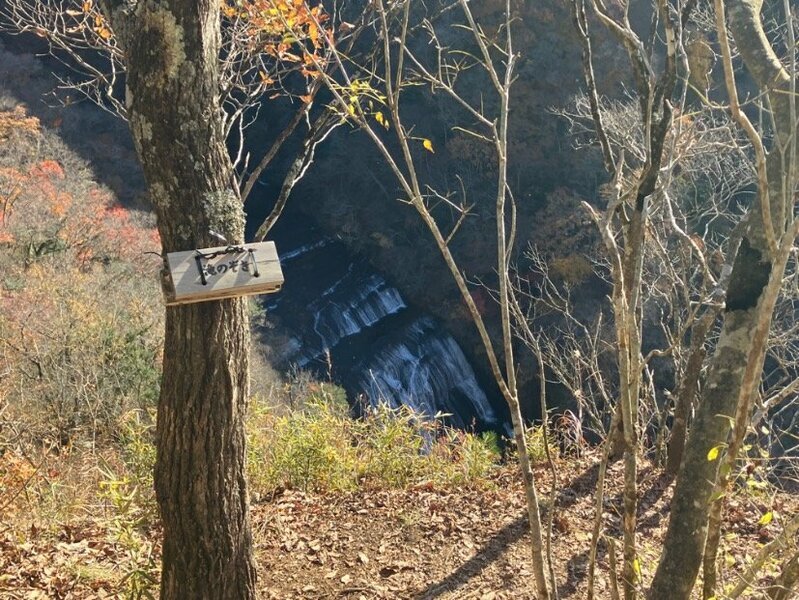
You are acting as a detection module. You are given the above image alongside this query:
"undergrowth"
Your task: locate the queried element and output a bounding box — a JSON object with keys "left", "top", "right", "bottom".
{"left": 247, "top": 382, "right": 502, "bottom": 496}
{"left": 1, "top": 381, "right": 503, "bottom": 598}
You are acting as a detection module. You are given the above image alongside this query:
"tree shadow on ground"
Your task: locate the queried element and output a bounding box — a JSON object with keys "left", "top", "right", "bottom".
{"left": 413, "top": 514, "right": 528, "bottom": 599}
{"left": 634, "top": 470, "right": 673, "bottom": 532}
{"left": 562, "top": 467, "right": 674, "bottom": 597}
{"left": 605, "top": 467, "right": 672, "bottom": 530}
{"left": 414, "top": 460, "right": 612, "bottom": 599}
{"left": 557, "top": 460, "right": 601, "bottom": 509}
{"left": 414, "top": 461, "right": 676, "bottom": 599}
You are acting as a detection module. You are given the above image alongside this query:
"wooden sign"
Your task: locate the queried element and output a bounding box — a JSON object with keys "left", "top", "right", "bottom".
{"left": 163, "top": 241, "right": 284, "bottom": 306}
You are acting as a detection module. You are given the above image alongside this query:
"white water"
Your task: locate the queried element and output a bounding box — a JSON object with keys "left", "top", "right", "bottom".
{"left": 357, "top": 318, "right": 497, "bottom": 426}
{"left": 264, "top": 229, "right": 499, "bottom": 430}
{"left": 310, "top": 274, "right": 406, "bottom": 353}
{"left": 279, "top": 239, "right": 331, "bottom": 262}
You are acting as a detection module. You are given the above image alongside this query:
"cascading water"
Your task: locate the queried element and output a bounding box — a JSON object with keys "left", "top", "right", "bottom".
{"left": 355, "top": 317, "right": 496, "bottom": 429}
{"left": 309, "top": 273, "right": 406, "bottom": 362}
{"left": 255, "top": 214, "right": 500, "bottom": 431}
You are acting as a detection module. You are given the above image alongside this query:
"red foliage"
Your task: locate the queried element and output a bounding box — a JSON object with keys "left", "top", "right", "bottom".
{"left": 0, "top": 139, "right": 159, "bottom": 273}
{"left": 30, "top": 160, "right": 66, "bottom": 180}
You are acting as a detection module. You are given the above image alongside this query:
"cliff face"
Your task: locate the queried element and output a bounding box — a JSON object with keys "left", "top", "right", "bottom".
{"left": 266, "top": 0, "right": 622, "bottom": 412}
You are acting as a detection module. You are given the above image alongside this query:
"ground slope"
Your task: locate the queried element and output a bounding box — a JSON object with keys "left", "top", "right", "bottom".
{"left": 2, "top": 453, "right": 795, "bottom": 599}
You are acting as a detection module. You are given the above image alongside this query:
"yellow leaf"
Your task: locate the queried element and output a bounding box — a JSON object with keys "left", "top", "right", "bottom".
{"left": 758, "top": 511, "right": 773, "bottom": 526}
{"left": 707, "top": 446, "right": 720, "bottom": 461}
{"left": 348, "top": 104, "right": 356, "bottom": 116}
{"left": 375, "top": 111, "right": 384, "bottom": 126}
{"left": 422, "top": 138, "right": 434, "bottom": 153}
{"left": 633, "top": 558, "right": 641, "bottom": 579}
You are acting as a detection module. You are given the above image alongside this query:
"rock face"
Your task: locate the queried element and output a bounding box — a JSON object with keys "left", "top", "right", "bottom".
{"left": 247, "top": 0, "right": 620, "bottom": 415}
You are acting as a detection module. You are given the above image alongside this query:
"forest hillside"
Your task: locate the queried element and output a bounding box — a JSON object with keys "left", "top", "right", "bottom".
{"left": 1, "top": 1, "right": 799, "bottom": 599}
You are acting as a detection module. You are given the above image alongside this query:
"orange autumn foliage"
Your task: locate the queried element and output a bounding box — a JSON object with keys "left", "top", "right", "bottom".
{"left": 0, "top": 105, "right": 163, "bottom": 446}
{"left": 221, "top": 0, "right": 331, "bottom": 78}
{"left": 0, "top": 105, "right": 40, "bottom": 140}
{"left": 30, "top": 159, "right": 66, "bottom": 180}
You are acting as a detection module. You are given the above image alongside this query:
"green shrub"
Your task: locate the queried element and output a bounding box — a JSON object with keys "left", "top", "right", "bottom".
{"left": 427, "top": 429, "right": 501, "bottom": 486}
{"left": 247, "top": 385, "right": 502, "bottom": 496}
{"left": 98, "top": 416, "right": 159, "bottom": 600}
{"left": 356, "top": 405, "right": 428, "bottom": 487}
{"left": 511, "top": 425, "right": 557, "bottom": 466}
{"left": 248, "top": 385, "right": 358, "bottom": 494}
{"left": 98, "top": 466, "right": 159, "bottom": 600}
{"left": 117, "top": 410, "right": 157, "bottom": 517}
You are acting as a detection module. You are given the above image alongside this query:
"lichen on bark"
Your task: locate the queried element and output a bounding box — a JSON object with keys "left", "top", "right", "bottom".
{"left": 135, "top": 6, "right": 186, "bottom": 86}
{"left": 201, "top": 190, "right": 245, "bottom": 240}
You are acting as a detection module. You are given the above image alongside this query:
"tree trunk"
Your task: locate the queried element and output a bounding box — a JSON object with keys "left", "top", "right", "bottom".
{"left": 649, "top": 263, "right": 770, "bottom": 599}
{"left": 649, "top": 1, "right": 796, "bottom": 597}
{"left": 101, "top": 1, "right": 257, "bottom": 598}
{"left": 769, "top": 552, "right": 799, "bottom": 600}
{"left": 665, "top": 308, "right": 715, "bottom": 475}
{"left": 156, "top": 301, "right": 255, "bottom": 598}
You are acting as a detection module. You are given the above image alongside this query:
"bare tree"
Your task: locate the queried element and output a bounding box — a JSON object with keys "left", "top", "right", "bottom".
{"left": 566, "top": 0, "right": 691, "bottom": 595}
{"left": 529, "top": 1, "right": 799, "bottom": 596}
{"left": 570, "top": 96, "right": 752, "bottom": 467}
{"left": 650, "top": 0, "right": 799, "bottom": 597}
{"left": 564, "top": 2, "right": 799, "bottom": 597}
{"left": 282, "top": 0, "right": 553, "bottom": 596}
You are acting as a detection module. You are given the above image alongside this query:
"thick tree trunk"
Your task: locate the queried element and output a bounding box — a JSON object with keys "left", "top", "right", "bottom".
{"left": 157, "top": 301, "right": 255, "bottom": 598}
{"left": 101, "top": 1, "right": 257, "bottom": 598}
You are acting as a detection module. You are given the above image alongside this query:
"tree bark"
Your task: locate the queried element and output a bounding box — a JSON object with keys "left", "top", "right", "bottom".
{"left": 649, "top": 251, "right": 772, "bottom": 600}
{"left": 101, "top": 1, "right": 256, "bottom": 598}
{"left": 665, "top": 308, "right": 716, "bottom": 475}
{"left": 769, "top": 552, "right": 799, "bottom": 600}
{"left": 649, "top": 1, "right": 796, "bottom": 597}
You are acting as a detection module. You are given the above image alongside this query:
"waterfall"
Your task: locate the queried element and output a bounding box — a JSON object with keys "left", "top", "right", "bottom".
{"left": 257, "top": 216, "right": 502, "bottom": 432}
{"left": 311, "top": 274, "right": 406, "bottom": 353}
{"left": 355, "top": 318, "right": 497, "bottom": 428}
